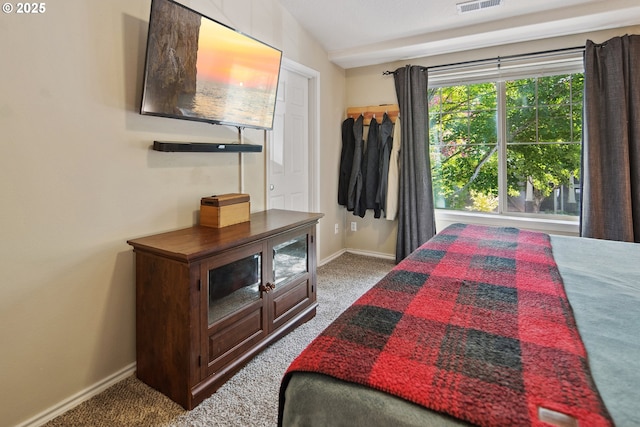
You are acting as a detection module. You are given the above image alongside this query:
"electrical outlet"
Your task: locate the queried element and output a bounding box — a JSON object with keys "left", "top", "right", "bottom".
{"left": 334, "top": 223, "right": 339, "bottom": 234}
{"left": 351, "top": 222, "right": 357, "bottom": 232}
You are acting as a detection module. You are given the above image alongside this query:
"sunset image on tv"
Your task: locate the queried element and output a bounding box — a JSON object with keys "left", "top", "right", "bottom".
{"left": 140, "top": 0, "right": 282, "bottom": 130}
{"left": 191, "top": 18, "right": 282, "bottom": 128}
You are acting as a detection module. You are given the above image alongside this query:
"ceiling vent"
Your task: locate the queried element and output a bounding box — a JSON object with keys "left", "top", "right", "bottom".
{"left": 457, "top": 0, "right": 503, "bottom": 14}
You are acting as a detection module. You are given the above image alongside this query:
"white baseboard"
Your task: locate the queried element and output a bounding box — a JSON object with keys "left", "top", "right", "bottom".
{"left": 319, "top": 248, "right": 395, "bottom": 266}
{"left": 15, "top": 363, "right": 137, "bottom": 427}
{"left": 345, "top": 248, "right": 395, "bottom": 261}
{"left": 318, "top": 248, "right": 346, "bottom": 266}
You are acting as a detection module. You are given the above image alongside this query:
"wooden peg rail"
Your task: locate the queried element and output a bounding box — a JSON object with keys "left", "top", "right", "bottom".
{"left": 346, "top": 104, "right": 399, "bottom": 125}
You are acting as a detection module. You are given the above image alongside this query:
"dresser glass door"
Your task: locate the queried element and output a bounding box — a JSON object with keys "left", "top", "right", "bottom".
{"left": 208, "top": 253, "right": 262, "bottom": 325}
{"left": 273, "top": 234, "right": 308, "bottom": 285}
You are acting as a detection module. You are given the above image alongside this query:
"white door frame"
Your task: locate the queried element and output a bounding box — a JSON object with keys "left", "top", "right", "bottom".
{"left": 266, "top": 57, "right": 320, "bottom": 214}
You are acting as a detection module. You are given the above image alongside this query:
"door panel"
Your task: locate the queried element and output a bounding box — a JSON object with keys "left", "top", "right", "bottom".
{"left": 269, "top": 68, "right": 309, "bottom": 211}
{"left": 202, "top": 243, "right": 268, "bottom": 377}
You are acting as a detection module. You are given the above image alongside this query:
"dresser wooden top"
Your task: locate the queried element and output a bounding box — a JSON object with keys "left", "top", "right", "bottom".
{"left": 127, "top": 209, "right": 323, "bottom": 263}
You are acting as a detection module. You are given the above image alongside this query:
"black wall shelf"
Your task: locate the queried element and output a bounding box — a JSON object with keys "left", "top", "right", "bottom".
{"left": 153, "top": 141, "right": 262, "bottom": 153}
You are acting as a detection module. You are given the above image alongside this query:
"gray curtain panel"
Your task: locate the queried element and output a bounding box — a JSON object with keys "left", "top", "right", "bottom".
{"left": 393, "top": 65, "right": 436, "bottom": 262}
{"left": 583, "top": 35, "right": 640, "bottom": 242}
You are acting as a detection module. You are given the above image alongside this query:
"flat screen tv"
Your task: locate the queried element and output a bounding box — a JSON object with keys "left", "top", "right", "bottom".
{"left": 140, "top": 0, "right": 282, "bottom": 130}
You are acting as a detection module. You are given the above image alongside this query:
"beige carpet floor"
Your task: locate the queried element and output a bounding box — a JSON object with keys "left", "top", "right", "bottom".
{"left": 44, "top": 252, "right": 394, "bottom": 427}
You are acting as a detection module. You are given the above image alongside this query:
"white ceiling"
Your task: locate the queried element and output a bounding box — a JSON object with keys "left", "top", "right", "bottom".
{"left": 277, "top": 0, "right": 640, "bottom": 68}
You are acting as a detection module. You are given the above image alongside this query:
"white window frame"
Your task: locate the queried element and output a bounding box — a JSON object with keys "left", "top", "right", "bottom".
{"left": 428, "top": 50, "right": 584, "bottom": 235}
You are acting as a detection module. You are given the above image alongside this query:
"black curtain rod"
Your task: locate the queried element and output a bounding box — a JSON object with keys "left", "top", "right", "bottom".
{"left": 382, "top": 45, "right": 585, "bottom": 75}
{"left": 382, "top": 66, "right": 427, "bottom": 76}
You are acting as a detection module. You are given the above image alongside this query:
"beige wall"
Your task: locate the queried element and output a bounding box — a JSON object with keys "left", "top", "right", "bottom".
{"left": 0, "top": 1, "right": 345, "bottom": 425}
{"left": 344, "top": 25, "right": 640, "bottom": 257}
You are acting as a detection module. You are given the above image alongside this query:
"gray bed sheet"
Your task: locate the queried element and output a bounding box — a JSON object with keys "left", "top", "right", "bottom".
{"left": 281, "top": 235, "right": 640, "bottom": 426}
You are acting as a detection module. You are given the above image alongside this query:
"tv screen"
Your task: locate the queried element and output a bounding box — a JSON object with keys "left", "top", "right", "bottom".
{"left": 140, "top": 0, "right": 282, "bottom": 130}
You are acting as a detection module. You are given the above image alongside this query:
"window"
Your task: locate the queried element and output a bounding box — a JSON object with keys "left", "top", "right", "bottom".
{"left": 428, "top": 52, "right": 583, "bottom": 219}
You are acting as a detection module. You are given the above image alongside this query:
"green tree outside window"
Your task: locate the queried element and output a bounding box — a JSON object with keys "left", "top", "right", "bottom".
{"left": 429, "top": 73, "right": 582, "bottom": 217}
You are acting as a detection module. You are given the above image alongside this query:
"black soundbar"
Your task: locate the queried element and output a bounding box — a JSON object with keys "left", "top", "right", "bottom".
{"left": 153, "top": 141, "right": 262, "bottom": 153}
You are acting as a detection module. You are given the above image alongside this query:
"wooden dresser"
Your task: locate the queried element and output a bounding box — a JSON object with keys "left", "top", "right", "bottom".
{"left": 127, "top": 209, "right": 323, "bottom": 409}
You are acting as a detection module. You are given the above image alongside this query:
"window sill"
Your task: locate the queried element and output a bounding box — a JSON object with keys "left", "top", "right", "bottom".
{"left": 434, "top": 210, "right": 579, "bottom": 236}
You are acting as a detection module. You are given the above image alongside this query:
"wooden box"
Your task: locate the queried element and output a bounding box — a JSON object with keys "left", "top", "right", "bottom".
{"left": 200, "top": 193, "right": 250, "bottom": 228}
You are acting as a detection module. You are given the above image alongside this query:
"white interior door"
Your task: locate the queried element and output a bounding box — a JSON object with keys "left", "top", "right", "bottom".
{"left": 269, "top": 67, "right": 309, "bottom": 211}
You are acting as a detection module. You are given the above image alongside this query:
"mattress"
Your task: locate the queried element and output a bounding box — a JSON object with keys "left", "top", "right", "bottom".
{"left": 279, "top": 233, "right": 640, "bottom": 426}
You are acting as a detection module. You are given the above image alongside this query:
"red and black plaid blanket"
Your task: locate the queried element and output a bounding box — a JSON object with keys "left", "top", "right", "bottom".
{"left": 281, "top": 223, "right": 612, "bottom": 426}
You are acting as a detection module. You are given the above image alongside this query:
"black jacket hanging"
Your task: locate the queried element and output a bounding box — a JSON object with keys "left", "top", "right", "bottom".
{"left": 338, "top": 117, "right": 355, "bottom": 206}
{"left": 347, "top": 115, "right": 364, "bottom": 212}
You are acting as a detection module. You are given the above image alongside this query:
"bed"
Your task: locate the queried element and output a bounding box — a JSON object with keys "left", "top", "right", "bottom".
{"left": 278, "top": 223, "right": 640, "bottom": 427}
